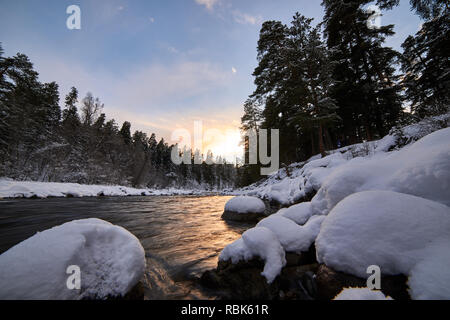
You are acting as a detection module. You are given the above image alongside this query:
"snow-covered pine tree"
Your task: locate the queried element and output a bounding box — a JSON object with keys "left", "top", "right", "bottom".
{"left": 401, "top": 2, "right": 449, "bottom": 118}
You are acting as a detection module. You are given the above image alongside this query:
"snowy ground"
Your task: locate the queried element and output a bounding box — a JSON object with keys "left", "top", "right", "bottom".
{"left": 240, "top": 113, "right": 450, "bottom": 206}
{"left": 0, "top": 179, "right": 233, "bottom": 199}
{"left": 221, "top": 114, "right": 450, "bottom": 299}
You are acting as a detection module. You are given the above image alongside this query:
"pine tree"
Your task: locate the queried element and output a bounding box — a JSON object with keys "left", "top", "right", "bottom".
{"left": 119, "top": 121, "right": 132, "bottom": 145}
{"left": 401, "top": 4, "right": 449, "bottom": 117}
{"left": 62, "top": 87, "right": 81, "bottom": 136}
{"left": 287, "top": 14, "right": 340, "bottom": 156}
{"left": 322, "top": 0, "right": 403, "bottom": 141}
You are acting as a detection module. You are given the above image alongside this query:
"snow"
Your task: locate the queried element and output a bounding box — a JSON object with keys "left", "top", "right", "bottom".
{"left": 316, "top": 190, "right": 450, "bottom": 299}
{"left": 221, "top": 119, "right": 450, "bottom": 295}
{"left": 407, "top": 238, "right": 450, "bottom": 300}
{"left": 0, "top": 218, "right": 146, "bottom": 300}
{"left": 0, "top": 179, "right": 228, "bottom": 199}
{"left": 257, "top": 214, "right": 325, "bottom": 253}
{"left": 219, "top": 227, "right": 286, "bottom": 283}
{"left": 312, "top": 127, "right": 450, "bottom": 215}
{"left": 316, "top": 190, "right": 450, "bottom": 278}
{"left": 274, "top": 202, "right": 314, "bottom": 225}
{"left": 224, "top": 196, "right": 266, "bottom": 214}
{"left": 240, "top": 113, "right": 450, "bottom": 207}
{"left": 222, "top": 122, "right": 450, "bottom": 291}
{"left": 219, "top": 211, "right": 324, "bottom": 283}
{"left": 333, "top": 288, "right": 393, "bottom": 300}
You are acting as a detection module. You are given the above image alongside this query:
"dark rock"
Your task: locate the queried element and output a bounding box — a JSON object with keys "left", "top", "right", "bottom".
{"left": 221, "top": 210, "right": 264, "bottom": 222}
{"left": 201, "top": 256, "right": 319, "bottom": 300}
{"left": 83, "top": 281, "right": 145, "bottom": 300}
{"left": 121, "top": 282, "right": 145, "bottom": 300}
{"left": 200, "top": 270, "right": 222, "bottom": 289}
{"left": 315, "top": 264, "right": 410, "bottom": 300}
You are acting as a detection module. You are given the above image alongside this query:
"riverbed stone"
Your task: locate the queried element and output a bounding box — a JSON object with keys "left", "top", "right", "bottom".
{"left": 221, "top": 210, "right": 264, "bottom": 222}
{"left": 201, "top": 257, "right": 319, "bottom": 300}
{"left": 315, "top": 264, "right": 410, "bottom": 300}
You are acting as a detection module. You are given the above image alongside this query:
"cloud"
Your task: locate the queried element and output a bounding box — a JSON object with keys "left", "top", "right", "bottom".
{"left": 167, "top": 46, "right": 179, "bottom": 54}
{"left": 195, "top": 0, "right": 220, "bottom": 11}
{"left": 194, "top": 1, "right": 262, "bottom": 26}
{"left": 232, "top": 10, "right": 262, "bottom": 25}
{"left": 111, "top": 61, "right": 231, "bottom": 106}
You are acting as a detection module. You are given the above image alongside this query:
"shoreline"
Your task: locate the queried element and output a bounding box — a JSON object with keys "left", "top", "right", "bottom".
{"left": 0, "top": 179, "right": 238, "bottom": 200}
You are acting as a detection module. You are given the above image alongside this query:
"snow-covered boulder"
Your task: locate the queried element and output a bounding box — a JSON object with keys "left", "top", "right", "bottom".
{"left": 222, "top": 196, "right": 266, "bottom": 222}
{"left": 257, "top": 215, "right": 325, "bottom": 254}
{"left": 0, "top": 218, "right": 146, "bottom": 300}
{"left": 316, "top": 190, "right": 450, "bottom": 299}
{"left": 333, "top": 287, "right": 393, "bottom": 300}
{"left": 274, "top": 202, "right": 314, "bottom": 225}
{"left": 219, "top": 227, "right": 286, "bottom": 283}
{"left": 407, "top": 238, "right": 450, "bottom": 300}
{"left": 316, "top": 190, "right": 450, "bottom": 278}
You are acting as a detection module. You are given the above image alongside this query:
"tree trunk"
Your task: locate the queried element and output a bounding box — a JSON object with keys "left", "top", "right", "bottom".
{"left": 318, "top": 124, "right": 326, "bottom": 157}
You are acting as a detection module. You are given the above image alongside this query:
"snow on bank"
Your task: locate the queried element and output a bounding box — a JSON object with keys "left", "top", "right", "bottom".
{"left": 219, "top": 212, "right": 325, "bottom": 282}
{"left": 219, "top": 227, "right": 286, "bottom": 283}
{"left": 0, "top": 218, "right": 146, "bottom": 299}
{"left": 312, "top": 127, "right": 450, "bottom": 215}
{"left": 316, "top": 191, "right": 450, "bottom": 299}
{"left": 224, "top": 196, "right": 266, "bottom": 214}
{"left": 221, "top": 122, "right": 450, "bottom": 295}
{"left": 0, "top": 179, "right": 227, "bottom": 199}
{"left": 240, "top": 113, "right": 450, "bottom": 206}
{"left": 333, "top": 288, "right": 393, "bottom": 300}
{"left": 257, "top": 215, "right": 325, "bottom": 254}
{"left": 316, "top": 191, "right": 450, "bottom": 277}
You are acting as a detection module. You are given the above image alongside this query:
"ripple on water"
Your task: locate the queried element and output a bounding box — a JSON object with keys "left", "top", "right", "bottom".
{"left": 0, "top": 195, "right": 251, "bottom": 299}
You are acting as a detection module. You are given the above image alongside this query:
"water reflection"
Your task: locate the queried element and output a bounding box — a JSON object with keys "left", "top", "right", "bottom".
{"left": 0, "top": 195, "right": 251, "bottom": 299}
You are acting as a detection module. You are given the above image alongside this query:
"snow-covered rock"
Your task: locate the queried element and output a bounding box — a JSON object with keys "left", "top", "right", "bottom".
{"left": 257, "top": 215, "right": 325, "bottom": 254}
{"left": 333, "top": 287, "right": 393, "bottom": 300}
{"left": 219, "top": 211, "right": 324, "bottom": 283}
{"left": 316, "top": 190, "right": 450, "bottom": 299}
{"left": 219, "top": 122, "right": 450, "bottom": 293}
{"left": 224, "top": 196, "right": 266, "bottom": 214}
{"left": 222, "top": 196, "right": 266, "bottom": 221}
{"left": 274, "top": 202, "right": 314, "bottom": 225}
{"left": 219, "top": 227, "right": 286, "bottom": 283}
{"left": 407, "top": 238, "right": 450, "bottom": 300}
{"left": 0, "top": 218, "right": 146, "bottom": 300}
{"left": 316, "top": 191, "right": 450, "bottom": 278}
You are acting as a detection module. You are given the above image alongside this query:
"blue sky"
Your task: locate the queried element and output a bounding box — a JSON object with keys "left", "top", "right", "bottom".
{"left": 0, "top": 0, "right": 421, "bottom": 159}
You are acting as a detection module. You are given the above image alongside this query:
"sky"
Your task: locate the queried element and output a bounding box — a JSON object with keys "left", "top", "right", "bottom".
{"left": 0, "top": 0, "right": 421, "bottom": 161}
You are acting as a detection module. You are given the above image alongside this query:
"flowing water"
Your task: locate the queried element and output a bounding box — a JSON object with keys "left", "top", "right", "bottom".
{"left": 0, "top": 195, "right": 253, "bottom": 299}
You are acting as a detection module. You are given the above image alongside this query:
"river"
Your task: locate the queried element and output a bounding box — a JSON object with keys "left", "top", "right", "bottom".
{"left": 0, "top": 195, "right": 253, "bottom": 299}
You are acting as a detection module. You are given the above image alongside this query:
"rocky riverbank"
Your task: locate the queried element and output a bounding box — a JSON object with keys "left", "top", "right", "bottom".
{"left": 200, "top": 243, "right": 410, "bottom": 300}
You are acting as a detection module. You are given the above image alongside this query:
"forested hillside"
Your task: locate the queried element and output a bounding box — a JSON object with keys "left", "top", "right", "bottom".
{"left": 0, "top": 46, "right": 237, "bottom": 189}
{"left": 239, "top": 0, "right": 449, "bottom": 184}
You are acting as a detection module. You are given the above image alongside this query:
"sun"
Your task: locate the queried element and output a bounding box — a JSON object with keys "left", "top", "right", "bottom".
{"left": 204, "top": 129, "right": 243, "bottom": 164}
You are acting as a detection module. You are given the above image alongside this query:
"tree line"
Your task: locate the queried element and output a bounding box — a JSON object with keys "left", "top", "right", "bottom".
{"left": 0, "top": 46, "right": 237, "bottom": 189}
{"left": 240, "top": 0, "right": 449, "bottom": 184}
